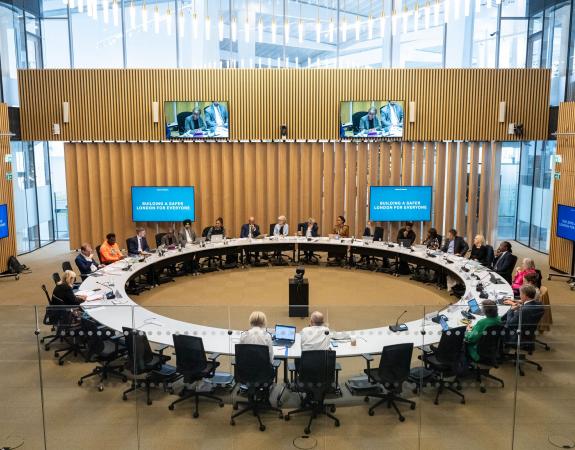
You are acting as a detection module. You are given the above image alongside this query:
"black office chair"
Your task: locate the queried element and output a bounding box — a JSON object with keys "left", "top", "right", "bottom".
{"left": 418, "top": 326, "right": 467, "bottom": 405}
{"left": 297, "top": 222, "right": 321, "bottom": 264}
{"left": 62, "top": 261, "right": 73, "bottom": 272}
{"left": 77, "top": 318, "right": 127, "bottom": 391}
{"left": 502, "top": 314, "right": 544, "bottom": 376}
{"left": 40, "top": 284, "right": 61, "bottom": 350}
{"left": 363, "top": 343, "right": 416, "bottom": 421}
{"left": 155, "top": 233, "right": 166, "bottom": 247}
{"left": 285, "top": 350, "right": 340, "bottom": 434}
{"left": 177, "top": 111, "right": 193, "bottom": 134}
{"left": 121, "top": 327, "right": 181, "bottom": 405}
{"left": 484, "top": 244, "right": 495, "bottom": 267}
{"left": 47, "top": 291, "right": 85, "bottom": 365}
{"left": 231, "top": 344, "right": 283, "bottom": 431}
{"left": 198, "top": 226, "right": 220, "bottom": 271}
{"left": 269, "top": 223, "right": 290, "bottom": 266}
{"left": 352, "top": 111, "right": 368, "bottom": 134}
{"left": 470, "top": 324, "right": 505, "bottom": 393}
{"left": 168, "top": 335, "right": 224, "bottom": 418}
{"left": 52, "top": 272, "right": 61, "bottom": 285}
{"left": 95, "top": 245, "right": 105, "bottom": 265}
{"left": 534, "top": 269, "right": 543, "bottom": 288}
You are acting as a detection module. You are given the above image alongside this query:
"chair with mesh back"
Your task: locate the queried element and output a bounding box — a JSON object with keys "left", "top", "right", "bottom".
{"left": 168, "top": 334, "right": 224, "bottom": 418}
{"left": 470, "top": 324, "right": 505, "bottom": 393}
{"left": 363, "top": 343, "right": 416, "bottom": 421}
{"left": 52, "top": 272, "right": 61, "bottom": 285}
{"left": 40, "top": 284, "right": 60, "bottom": 350}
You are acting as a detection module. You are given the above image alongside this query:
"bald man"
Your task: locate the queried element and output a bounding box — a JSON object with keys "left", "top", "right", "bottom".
{"left": 240, "top": 216, "right": 261, "bottom": 264}
{"left": 301, "top": 311, "right": 331, "bottom": 351}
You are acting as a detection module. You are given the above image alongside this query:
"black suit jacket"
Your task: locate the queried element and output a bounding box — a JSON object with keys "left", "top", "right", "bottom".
{"left": 492, "top": 252, "right": 516, "bottom": 283}
{"left": 299, "top": 222, "right": 319, "bottom": 237}
{"left": 505, "top": 300, "right": 545, "bottom": 331}
{"left": 441, "top": 236, "right": 467, "bottom": 255}
{"left": 127, "top": 236, "right": 150, "bottom": 256}
{"left": 240, "top": 223, "right": 261, "bottom": 238}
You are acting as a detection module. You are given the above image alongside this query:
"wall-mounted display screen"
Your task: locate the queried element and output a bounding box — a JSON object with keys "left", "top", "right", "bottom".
{"left": 369, "top": 186, "right": 432, "bottom": 222}
{"left": 557, "top": 204, "right": 575, "bottom": 241}
{"left": 340, "top": 101, "right": 404, "bottom": 139}
{"left": 132, "top": 186, "right": 195, "bottom": 222}
{"left": 164, "top": 101, "right": 229, "bottom": 139}
{"left": 0, "top": 204, "right": 8, "bottom": 239}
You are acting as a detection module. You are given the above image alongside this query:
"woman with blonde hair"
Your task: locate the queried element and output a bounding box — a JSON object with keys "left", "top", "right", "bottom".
{"left": 239, "top": 311, "right": 274, "bottom": 363}
{"left": 52, "top": 270, "right": 86, "bottom": 305}
{"left": 469, "top": 234, "right": 490, "bottom": 266}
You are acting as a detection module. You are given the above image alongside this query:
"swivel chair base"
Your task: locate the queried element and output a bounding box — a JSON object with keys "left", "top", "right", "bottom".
{"left": 230, "top": 398, "right": 283, "bottom": 431}
{"left": 284, "top": 401, "right": 340, "bottom": 434}
{"left": 168, "top": 385, "right": 224, "bottom": 418}
{"left": 78, "top": 362, "right": 127, "bottom": 391}
{"left": 364, "top": 393, "right": 415, "bottom": 422}
{"left": 473, "top": 366, "right": 504, "bottom": 393}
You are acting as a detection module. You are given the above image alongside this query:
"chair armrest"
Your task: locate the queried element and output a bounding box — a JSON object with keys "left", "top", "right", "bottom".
{"left": 272, "top": 360, "right": 282, "bottom": 369}
{"left": 208, "top": 352, "right": 221, "bottom": 361}
{"left": 155, "top": 344, "right": 170, "bottom": 355}
{"left": 361, "top": 353, "right": 374, "bottom": 362}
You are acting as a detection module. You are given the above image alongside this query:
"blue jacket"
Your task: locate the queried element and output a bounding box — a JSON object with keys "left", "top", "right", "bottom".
{"left": 240, "top": 223, "right": 261, "bottom": 238}
{"left": 75, "top": 253, "right": 98, "bottom": 275}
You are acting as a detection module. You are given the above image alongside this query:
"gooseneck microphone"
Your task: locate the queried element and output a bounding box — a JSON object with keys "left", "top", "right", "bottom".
{"left": 95, "top": 281, "right": 116, "bottom": 299}
{"left": 389, "top": 310, "right": 408, "bottom": 332}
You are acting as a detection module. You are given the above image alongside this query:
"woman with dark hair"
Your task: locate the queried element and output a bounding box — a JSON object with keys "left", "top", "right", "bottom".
{"left": 464, "top": 299, "right": 501, "bottom": 362}
{"left": 423, "top": 228, "right": 441, "bottom": 249}
{"left": 332, "top": 215, "right": 350, "bottom": 238}
{"left": 207, "top": 217, "right": 225, "bottom": 240}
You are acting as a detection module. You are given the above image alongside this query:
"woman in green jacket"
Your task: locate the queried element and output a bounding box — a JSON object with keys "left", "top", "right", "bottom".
{"left": 464, "top": 299, "right": 502, "bottom": 362}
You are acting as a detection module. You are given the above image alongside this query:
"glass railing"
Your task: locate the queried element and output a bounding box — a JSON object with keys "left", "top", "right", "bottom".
{"left": 2, "top": 302, "right": 570, "bottom": 449}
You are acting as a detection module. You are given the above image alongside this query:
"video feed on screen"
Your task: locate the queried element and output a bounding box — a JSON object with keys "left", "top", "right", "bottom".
{"left": 340, "top": 100, "right": 405, "bottom": 139}
{"left": 165, "top": 101, "right": 229, "bottom": 139}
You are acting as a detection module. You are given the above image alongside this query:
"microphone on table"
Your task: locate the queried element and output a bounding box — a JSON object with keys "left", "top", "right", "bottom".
{"left": 95, "top": 281, "right": 116, "bottom": 299}
{"left": 389, "top": 310, "right": 408, "bottom": 332}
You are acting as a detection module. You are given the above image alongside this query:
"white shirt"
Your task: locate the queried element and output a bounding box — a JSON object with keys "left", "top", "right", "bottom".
{"left": 301, "top": 325, "right": 331, "bottom": 351}
{"left": 239, "top": 327, "right": 274, "bottom": 363}
{"left": 306, "top": 226, "right": 312, "bottom": 238}
{"left": 185, "top": 229, "right": 193, "bottom": 244}
{"left": 389, "top": 103, "right": 399, "bottom": 126}
{"left": 137, "top": 236, "right": 142, "bottom": 252}
{"left": 82, "top": 254, "right": 97, "bottom": 273}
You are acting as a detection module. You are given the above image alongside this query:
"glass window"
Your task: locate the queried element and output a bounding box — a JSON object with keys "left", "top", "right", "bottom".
{"left": 516, "top": 141, "right": 535, "bottom": 246}
{"left": 0, "top": 5, "right": 24, "bottom": 105}
{"left": 501, "top": 0, "right": 527, "bottom": 17}
{"left": 42, "top": 19, "right": 71, "bottom": 68}
{"left": 48, "top": 142, "right": 68, "bottom": 240}
{"left": 498, "top": 19, "right": 528, "bottom": 68}
{"left": 497, "top": 143, "right": 520, "bottom": 241}
{"left": 542, "top": 2, "right": 571, "bottom": 106}
{"left": 471, "top": 1, "right": 498, "bottom": 67}
{"left": 529, "top": 141, "right": 556, "bottom": 252}
{"left": 70, "top": 4, "right": 123, "bottom": 67}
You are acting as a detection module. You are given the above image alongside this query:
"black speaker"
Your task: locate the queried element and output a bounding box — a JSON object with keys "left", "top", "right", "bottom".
{"left": 289, "top": 278, "right": 308, "bottom": 317}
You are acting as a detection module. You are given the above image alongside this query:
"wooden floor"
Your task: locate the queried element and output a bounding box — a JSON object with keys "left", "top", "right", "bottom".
{"left": 1, "top": 241, "right": 575, "bottom": 449}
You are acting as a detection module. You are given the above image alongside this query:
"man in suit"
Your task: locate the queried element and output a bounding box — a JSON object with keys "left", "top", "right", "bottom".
{"left": 380, "top": 101, "right": 404, "bottom": 135}
{"left": 127, "top": 227, "right": 151, "bottom": 257}
{"left": 75, "top": 243, "right": 104, "bottom": 279}
{"left": 492, "top": 241, "right": 515, "bottom": 284}
{"left": 204, "top": 102, "right": 228, "bottom": 132}
{"left": 441, "top": 228, "right": 468, "bottom": 256}
{"left": 161, "top": 227, "right": 179, "bottom": 247}
{"left": 504, "top": 284, "right": 544, "bottom": 341}
{"left": 397, "top": 222, "right": 417, "bottom": 246}
{"left": 184, "top": 108, "right": 206, "bottom": 134}
{"left": 178, "top": 219, "right": 197, "bottom": 246}
{"left": 240, "top": 217, "right": 261, "bottom": 264}
{"left": 300, "top": 218, "right": 319, "bottom": 262}
{"left": 359, "top": 107, "right": 381, "bottom": 132}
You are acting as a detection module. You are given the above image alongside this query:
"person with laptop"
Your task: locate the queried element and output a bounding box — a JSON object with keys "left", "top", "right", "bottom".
{"left": 207, "top": 217, "right": 226, "bottom": 241}
{"left": 301, "top": 311, "right": 330, "bottom": 351}
{"left": 240, "top": 217, "right": 261, "bottom": 264}
{"left": 240, "top": 311, "right": 274, "bottom": 363}
{"left": 464, "top": 299, "right": 501, "bottom": 362}
{"left": 397, "top": 222, "right": 416, "bottom": 246}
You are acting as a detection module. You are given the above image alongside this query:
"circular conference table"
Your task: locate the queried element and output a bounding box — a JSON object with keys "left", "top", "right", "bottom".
{"left": 78, "top": 237, "right": 513, "bottom": 359}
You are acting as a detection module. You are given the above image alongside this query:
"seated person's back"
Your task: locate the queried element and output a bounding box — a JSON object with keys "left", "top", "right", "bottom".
{"left": 239, "top": 311, "right": 274, "bottom": 363}
{"left": 301, "top": 311, "right": 330, "bottom": 351}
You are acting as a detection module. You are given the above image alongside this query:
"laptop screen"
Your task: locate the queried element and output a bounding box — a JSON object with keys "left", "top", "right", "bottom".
{"left": 274, "top": 325, "right": 296, "bottom": 342}
{"left": 468, "top": 298, "right": 482, "bottom": 315}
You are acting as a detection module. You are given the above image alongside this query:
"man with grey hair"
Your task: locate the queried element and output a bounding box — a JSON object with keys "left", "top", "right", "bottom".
{"left": 359, "top": 107, "right": 381, "bottom": 132}
{"left": 301, "top": 311, "right": 331, "bottom": 351}
{"left": 184, "top": 107, "right": 206, "bottom": 134}
{"left": 504, "top": 284, "right": 545, "bottom": 336}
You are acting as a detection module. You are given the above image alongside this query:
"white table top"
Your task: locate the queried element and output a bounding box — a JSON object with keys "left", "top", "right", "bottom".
{"left": 79, "top": 237, "right": 513, "bottom": 358}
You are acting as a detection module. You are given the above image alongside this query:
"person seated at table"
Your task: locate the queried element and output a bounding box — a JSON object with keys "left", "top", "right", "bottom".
{"left": 127, "top": 227, "right": 151, "bottom": 256}
{"left": 52, "top": 270, "right": 86, "bottom": 305}
{"left": 184, "top": 108, "right": 206, "bottom": 134}
{"left": 397, "top": 222, "right": 416, "bottom": 246}
{"left": 359, "top": 107, "right": 381, "bottom": 132}
{"left": 239, "top": 311, "right": 274, "bottom": 363}
{"left": 423, "top": 227, "right": 441, "bottom": 249}
{"left": 363, "top": 221, "right": 375, "bottom": 238}
{"left": 207, "top": 217, "right": 226, "bottom": 240}
{"left": 469, "top": 234, "right": 489, "bottom": 266}
{"left": 99, "top": 233, "right": 124, "bottom": 265}
{"left": 512, "top": 258, "right": 536, "bottom": 292}
{"left": 299, "top": 218, "right": 319, "bottom": 262}
{"left": 240, "top": 217, "right": 261, "bottom": 264}
{"left": 75, "top": 243, "right": 104, "bottom": 279}
{"left": 503, "top": 285, "right": 544, "bottom": 342}
{"left": 205, "top": 101, "right": 228, "bottom": 132}
{"left": 179, "top": 218, "right": 197, "bottom": 246}
{"left": 492, "top": 241, "right": 515, "bottom": 284}
{"left": 441, "top": 228, "right": 467, "bottom": 256}
{"left": 332, "top": 215, "right": 350, "bottom": 238}
{"left": 273, "top": 215, "right": 289, "bottom": 237}
{"left": 301, "top": 311, "right": 331, "bottom": 351}
{"left": 161, "top": 227, "right": 179, "bottom": 247}
{"left": 464, "top": 299, "right": 501, "bottom": 362}
{"left": 380, "top": 101, "right": 404, "bottom": 134}
{"left": 523, "top": 273, "right": 541, "bottom": 300}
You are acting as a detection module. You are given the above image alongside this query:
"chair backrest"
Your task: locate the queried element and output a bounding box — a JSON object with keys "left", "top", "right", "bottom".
{"left": 234, "top": 344, "right": 274, "bottom": 386}
{"left": 539, "top": 285, "right": 549, "bottom": 303}
{"left": 82, "top": 317, "right": 108, "bottom": 358}
{"left": 155, "top": 233, "right": 166, "bottom": 247}
{"left": 485, "top": 245, "right": 495, "bottom": 266}
{"left": 476, "top": 324, "right": 504, "bottom": 366}
{"left": 269, "top": 223, "right": 275, "bottom": 235}
{"left": 534, "top": 269, "right": 543, "bottom": 288}
{"left": 95, "top": 245, "right": 103, "bottom": 264}
{"left": 173, "top": 334, "right": 208, "bottom": 381}
{"left": 461, "top": 240, "right": 470, "bottom": 256}
{"left": 297, "top": 222, "right": 306, "bottom": 233}
{"left": 202, "top": 227, "right": 211, "bottom": 238}
{"left": 176, "top": 111, "right": 193, "bottom": 133}
{"left": 52, "top": 272, "right": 61, "bottom": 285}
{"left": 373, "top": 226, "right": 384, "bottom": 242}
{"left": 123, "top": 327, "right": 155, "bottom": 374}
{"left": 41, "top": 284, "right": 52, "bottom": 304}
{"left": 434, "top": 326, "right": 466, "bottom": 366}
{"left": 378, "top": 343, "right": 413, "bottom": 390}
{"left": 298, "top": 350, "right": 337, "bottom": 399}
{"left": 352, "top": 111, "right": 368, "bottom": 133}
{"left": 62, "top": 261, "right": 73, "bottom": 272}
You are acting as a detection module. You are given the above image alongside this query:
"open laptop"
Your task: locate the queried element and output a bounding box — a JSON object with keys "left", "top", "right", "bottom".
{"left": 210, "top": 234, "right": 223, "bottom": 243}
{"left": 468, "top": 298, "right": 484, "bottom": 316}
{"left": 272, "top": 324, "right": 296, "bottom": 347}
{"left": 362, "top": 236, "right": 374, "bottom": 243}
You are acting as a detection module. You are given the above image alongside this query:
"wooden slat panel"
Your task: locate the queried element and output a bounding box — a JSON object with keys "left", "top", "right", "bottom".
{"left": 333, "top": 143, "right": 346, "bottom": 229}
{"left": 467, "top": 142, "right": 480, "bottom": 244}
{"left": 444, "top": 142, "right": 458, "bottom": 233}
{"left": 423, "top": 142, "right": 435, "bottom": 235}
{"left": 434, "top": 143, "right": 447, "bottom": 236}
{"left": 19, "top": 69, "right": 551, "bottom": 142}
{"left": 321, "top": 144, "right": 335, "bottom": 236}
{"left": 310, "top": 143, "right": 323, "bottom": 226}
{"left": 345, "top": 143, "right": 358, "bottom": 235}
{"left": 478, "top": 142, "right": 491, "bottom": 238}
{"left": 486, "top": 142, "right": 502, "bottom": 246}
{"left": 356, "top": 143, "right": 369, "bottom": 237}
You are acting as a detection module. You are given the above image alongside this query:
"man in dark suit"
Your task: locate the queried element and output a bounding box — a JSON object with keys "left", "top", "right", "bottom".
{"left": 240, "top": 217, "right": 261, "bottom": 264}
{"left": 441, "top": 229, "right": 468, "bottom": 256}
{"left": 492, "top": 241, "right": 515, "bottom": 284}
{"left": 299, "top": 218, "right": 319, "bottom": 262}
{"left": 75, "top": 243, "right": 104, "bottom": 279}
{"left": 127, "top": 227, "right": 151, "bottom": 257}
{"left": 397, "top": 222, "right": 416, "bottom": 246}
{"left": 504, "top": 284, "right": 545, "bottom": 341}
{"left": 359, "top": 108, "right": 381, "bottom": 132}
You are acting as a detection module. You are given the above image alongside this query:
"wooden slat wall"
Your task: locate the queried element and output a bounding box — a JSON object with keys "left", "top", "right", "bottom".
{"left": 550, "top": 102, "right": 575, "bottom": 272}
{"left": 0, "top": 104, "right": 16, "bottom": 271}
{"left": 65, "top": 141, "right": 499, "bottom": 251}
{"left": 19, "top": 69, "right": 550, "bottom": 142}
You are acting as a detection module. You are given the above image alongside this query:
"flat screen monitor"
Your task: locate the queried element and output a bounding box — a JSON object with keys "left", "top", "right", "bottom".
{"left": 557, "top": 204, "right": 575, "bottom": 241}
{"left": 131, "top": 186, "right": 195, "bottom": 222}
{"left": 0, "top": 204, "right": 8, "bottom": 239}
{"left": 369, "top": 186, "right": 432, "bottom": 222}
{"left": 164, "top": 101, "right": 229, "bottom": 139}
{"left": 340, "top": 101, "right": 405, "bottom": 139}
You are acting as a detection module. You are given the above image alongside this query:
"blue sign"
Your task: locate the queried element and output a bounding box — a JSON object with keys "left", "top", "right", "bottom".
{"left": 557, "top": 204, "right": 575, "bottom": 241}
{"left": 132, "top": 186, "right": 195, "bottom": 222}
{"left": 0, "top": 204, "right": 8, "bottom": 239}
{"left": 369, "top": 186, "right": 432, "bottom": 222}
